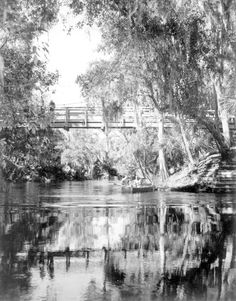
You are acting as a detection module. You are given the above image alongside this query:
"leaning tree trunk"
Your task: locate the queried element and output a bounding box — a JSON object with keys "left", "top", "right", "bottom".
{"left": 193, "top": 114, "right": 230, "bottom": 156}
{"left": 157, "top": 111, "right": 169, "bottom": 181}
{"left": 177, "top": 114, "right": 194, "bottom": 165}
{"left": 214, "top": 82, "right": 231, "bottom": 146}
{"left": 220, "top": 109, "right": 231, "bottom": 145}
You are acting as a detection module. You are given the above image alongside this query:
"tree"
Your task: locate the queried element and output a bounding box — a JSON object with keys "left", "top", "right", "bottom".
{"left": 77, "top": 60, "right": 125, "bottom": 161}
{"left": 0, "top": 0, "right": 59, "bottom": 126}
{"left": 0, "top": 0, "right": 61, "bottom": 180}
{"left": 71, "top": 0, "right": 235, "bottom": 157}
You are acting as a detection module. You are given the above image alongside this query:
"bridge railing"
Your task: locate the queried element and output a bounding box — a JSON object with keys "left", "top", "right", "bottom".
{"left": 54, "top": 106, "right": 158, "bottom": 121}
{"left": 52, "top": 106, "right": 236, "bottom": 130}
{"left": 53, "top": 106, "right": 139, "bottom": 127}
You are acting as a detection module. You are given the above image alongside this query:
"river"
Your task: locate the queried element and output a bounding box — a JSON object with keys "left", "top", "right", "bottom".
{"left": 0, "top": 180, "right": 235, "bottom": 301}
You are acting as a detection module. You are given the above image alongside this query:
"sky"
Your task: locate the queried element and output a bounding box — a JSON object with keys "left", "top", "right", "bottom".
{"left": 45, "top": 22, "right": 102, "bottom": 107}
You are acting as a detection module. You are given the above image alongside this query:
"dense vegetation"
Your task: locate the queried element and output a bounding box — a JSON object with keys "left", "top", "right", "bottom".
{"left": 0, "top": 0, "right": 63, "bottom": 182}
{"left": 0, "top": 0, "right": 236, "bottom": 184}
{"left": 71, "top": 0, "right": 236, "bottom": 183}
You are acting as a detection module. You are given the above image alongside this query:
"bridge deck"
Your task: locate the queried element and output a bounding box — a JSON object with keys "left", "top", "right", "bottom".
{"left": 1, "top": 106, "right": 235, "bottom": 138}
{"left": 51, "top": 107, "right": 236, "bottom": 139}
{"left": 52, "top": 106, "right": 151, "bottom": 129}
{"left": 52, "top": 107, "right": 234, "bottom": 126}
{"left": 50, "top": 107, "right": 236, "bottom": 145}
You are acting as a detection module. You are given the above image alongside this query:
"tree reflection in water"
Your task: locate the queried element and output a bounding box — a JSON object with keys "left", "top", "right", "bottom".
{"left": 0, "top": 197, "right": 236, "bottom": 301}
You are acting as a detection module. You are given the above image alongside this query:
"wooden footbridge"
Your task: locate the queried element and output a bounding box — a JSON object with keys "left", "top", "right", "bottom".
{"left": 52, "top": 106, "right": 236, "bottom": 130}
{"left": 52, "top": 106, "right": 158, "bottom": 129}
{"left": 51, "top": 106, "right": 236, "bottom": 142}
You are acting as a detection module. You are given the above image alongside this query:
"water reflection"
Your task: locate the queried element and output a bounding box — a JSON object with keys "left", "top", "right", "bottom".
{"left": 0, "top": 182, "right": 236, "bottom": 301}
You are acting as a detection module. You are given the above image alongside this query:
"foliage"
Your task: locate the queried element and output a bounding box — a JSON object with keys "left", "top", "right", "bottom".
{"left": 1, "top": 0, "right": 235, "bottom": 182}
{"left": 0, "top": 127, "right": 64, "bottom": 181}
{"left": 0, "top": 0, "right": 61, "bottom": 181}
{"left": 71, "top": 0, "right": 236, "bottom": 155}
{"left": 58, "top": 129, "right": 118, "bottom": 179}
{"left": 77, "top": 60, "right": 125, "bottom": 122}
{"left": 1, "top": 45, "right": 58, "bottom": 128}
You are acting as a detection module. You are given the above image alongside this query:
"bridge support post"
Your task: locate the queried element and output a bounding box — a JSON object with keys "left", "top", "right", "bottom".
{"left": 85, "top": 110, "right": 88, "bottom": 127}
{"left": 65, "top": 107, "right": 69, "bottom": 128}
{"left": 122, "top": 118, "right": 125, "bottom": 127}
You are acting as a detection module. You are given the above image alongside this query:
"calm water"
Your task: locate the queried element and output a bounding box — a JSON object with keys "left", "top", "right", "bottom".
{"left": 0, "top": 180, "right": 236, "bottom": 301}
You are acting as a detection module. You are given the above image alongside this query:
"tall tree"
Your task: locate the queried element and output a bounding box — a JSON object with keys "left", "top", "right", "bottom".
{"left": 77, "top": 60, "right": 125, "bottom": 160}
{"left": 0, "top": 0, "right": 60, "bottom": 180}
{"left": 0, "top": 0, "right": 59, "bottom": 126}
{"left": 70, "top": 0, "right": 235, "bottom": 157}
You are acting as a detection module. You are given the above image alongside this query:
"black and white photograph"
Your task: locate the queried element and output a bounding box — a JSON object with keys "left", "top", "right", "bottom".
{"left": 0, "top": 1, "right": 236, "bottom": 300}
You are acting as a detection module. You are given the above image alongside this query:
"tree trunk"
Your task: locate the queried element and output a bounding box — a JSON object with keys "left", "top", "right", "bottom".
{"left": 0, "top": 168, "right": 7, "bottom": 192}
{"left": 213, "top": 82, "right": 221, "bottom": 132}
{"left": 104, "top": 125, "right": 109, "bottom": 160}
{"left": 134, "top": 102, "right": 142, "bottom": 129}
{"left": 157, "top": 111, "right": 169, "bottom": 181}
{"left": 177, "top": 114, "right": 194, "bottom": 165}
{"left": 0, "top": 15, "right": 6, "bottom": 187}
{"left": 101, "top": 98, "right": 109, "bottom": 160}
{"left": 193, "top": 114, "right": 229, "bottom": 155}
{"left": 220, "top": 109, "right": 231, "bottom": 145}
{"left": 0, "top": 54, "right": 4, "bottom": 91}
{"left": 214, "top": 82, "right": 231, "bottom": 146}
{"left": 0, "top": 0, "right": 7, "bottom": 91}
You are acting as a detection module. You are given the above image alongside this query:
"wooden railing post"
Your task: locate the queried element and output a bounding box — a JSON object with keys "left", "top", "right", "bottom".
{"left": 65, "top": 107, "right": 69, "bottom": 128}
{"left": 122, "top": 117, "right": 125, "bottom": 127}
{"left": 85, "top": 110, "right": 88, "bottom": 127}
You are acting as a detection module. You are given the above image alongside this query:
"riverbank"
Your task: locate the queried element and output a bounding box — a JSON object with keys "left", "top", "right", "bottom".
{"left": 160, "top": 149, "right": 236, "bottom": 193}
{"left": 1, "top": 149, "right": 235, "bottom": 194}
